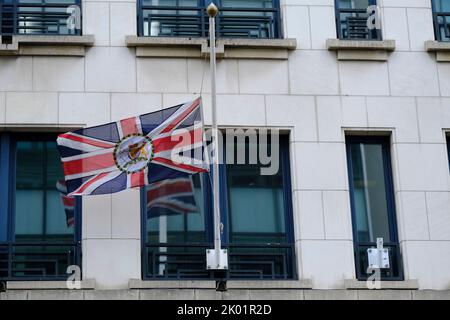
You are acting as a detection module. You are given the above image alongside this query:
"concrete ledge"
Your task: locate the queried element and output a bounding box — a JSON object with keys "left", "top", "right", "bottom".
{"left": 425, "top": 40, "right": 450, "bottom": 62}
{"left": 0, "top": 35, "right": 94, "bottom": 56}
{"left": 226, "top": 280, "right": 313, "bottom": 289}
{"left": 344, "top": 279, "right": 419, "bottom": 290}
{"left": 0, "top": 123, "right": 86, "bottom": 132}
{"left": 126, "top": 36, "right": 297, "bottom": 60}
{"left": 6, "top": 280, "right": 96, "bottom": 290}
{"left": 327, "top": 38, "right": 395, "bottom": 61}
{"left": 2, "top": 289, "right": 450, "bottom": 300}
{"left": 129, "top": 279, "right": 313, "bottom": 290}
{"left": 129, "top": 279, "right": 216, "bottom": 289}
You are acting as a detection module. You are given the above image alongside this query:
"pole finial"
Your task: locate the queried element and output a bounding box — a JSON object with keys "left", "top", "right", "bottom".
{"left": 206, "top": 2, "right": 218, "bottom": 17}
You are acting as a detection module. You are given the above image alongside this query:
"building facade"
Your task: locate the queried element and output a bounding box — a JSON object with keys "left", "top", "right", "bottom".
{"left": 1, "top": 0, "right": 450, "bottom": 299}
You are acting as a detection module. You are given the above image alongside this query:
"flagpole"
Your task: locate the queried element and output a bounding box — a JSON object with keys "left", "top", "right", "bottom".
{"left": 206, "top": 2, "right": 228, "bottom": 273}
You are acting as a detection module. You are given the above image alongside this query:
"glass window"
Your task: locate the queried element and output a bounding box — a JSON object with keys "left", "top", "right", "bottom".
{"left": 447, "top": 135, "right": 450, "bottom": 170}
{"left": 346, "top": 136, "right": 403, "bottom": 280}
{"left": 15, "top": 140, "right": 74, "bottom": 240}
{"left": 138, "top": 0, "right": 281, "bottom": 39}
{"left": 226, "top": 138, "right": 287, "bottom": 245}
{"left": 142, "top": 133, "right": 295, "bottom": 280}
{"left": 0, "top": 0, "right": 82, "bottom": 37}
{"left": 336, "top": 0, "right": 381, "bottom": 40}
{"left": 433, "top": 1, "right": 450, "bottom": 42}
{"left": 0, "top": 134, "right": 81, "bottom": 280}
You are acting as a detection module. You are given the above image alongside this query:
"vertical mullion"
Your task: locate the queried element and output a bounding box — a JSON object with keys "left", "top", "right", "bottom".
{"left": 0, "top": 134, "right": 10, "bottom": 242}
{"left": 280, "top": 135, "right": 295, "bottom": 279}
{"left": 42, "top": 141, "right": 48, "bottom": 239}
{"left": 140, "top": 187, "right": 147, "bottom": 279}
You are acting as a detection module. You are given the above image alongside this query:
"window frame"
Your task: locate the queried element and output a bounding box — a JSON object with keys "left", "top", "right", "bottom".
{"left": 334, "top": 0, "right": 382, "bottom": 41}
{"left": 345, "top": 135, "right": 404, "bottom": 281}
{"left": 0, "top": 0, "right": 83, "bottom": 37}
{"left": 447, "top": 133, "right": 450, "bottom": 171}
{"left": 136, "top": 0, "right": 283, "bottom": 39}
{"left": 140, "top": 133, "right": 296, "bottom": 280}
{"left": 432, "top": 0, "right": 450, "bottom": 42}
{"left": 0, "top": 132, "right": 82, "bottom": 281}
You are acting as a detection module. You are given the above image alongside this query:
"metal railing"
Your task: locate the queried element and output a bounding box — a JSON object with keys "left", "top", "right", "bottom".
{"left": 0, "top": 0, "right": 81, "bottom": 39}
{"left": 138, "top": 1, "right": 281, "bottom": 38}
{"left": 336, "top": 8, "right": 381, "bottom": 40}
{"left": 0, "top": 241, "right": 81, "bottom": 281}
{"left": 354, "top": 242, "right": 404, "bottom": 281}
{"left": 434, "top": 11, "right": 450, "bottom": 41}
{"left": 143, "top": 242, "right": 296, "bottom": 280}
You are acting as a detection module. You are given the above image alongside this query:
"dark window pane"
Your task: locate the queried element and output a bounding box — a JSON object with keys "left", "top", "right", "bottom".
{"left": 433, "top": 0, "right": 450, "bottom": 41}
{"left": 145, "top": 173, "right": 207, "bottom": 244}
{"left": 447, "top": 135, "right": 450, "bottom": 170}
{"left": 15, "top": 140, "right": 74, "bottom": 240}
{"left": 349, "top": 142, "right": 391, "bottom": 243}
{"left": 337, "top": 0, "right": 380, "bottom": 40}
{"left": 139, "top": 0, "right": 280, "bottom": 38}
{"left": 339, "top": 0, "right": 370, "bottom": 9}
{"left": 226, "top": 137, "right": 286, "bottom": 244}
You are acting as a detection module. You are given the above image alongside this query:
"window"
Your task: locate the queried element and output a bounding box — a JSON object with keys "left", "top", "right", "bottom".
{"left": 433, "top": 0, "right": 450, "bottom": 41}
{"left": 138, "top": 0, "right": 282, "bottom": 39}
{"left": 346, "top": 136, "right": 403, "bottom": 280}
{"left": 335, "top": 0, "right": 381, "bottom": 40}
{"left": 141, "top": 134, "right": 295, "bottom": 280}
{"left": 0, "top": 0, "right": 81, "bottom": 41}
{"left": 447, "top": 134, "right": 450, "bottom": 170}
{"left": 0, "top": 133, "right": 81, "bottom": 281}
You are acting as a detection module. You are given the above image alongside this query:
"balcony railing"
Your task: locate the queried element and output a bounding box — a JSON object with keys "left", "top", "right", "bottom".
{"left": 143, "top": 243, "right": 296, "bottom": 280}
{"left": 0, "top": 241, "right": 81, "bottom": 281}
{"left": 354, "top": 242, "right": 404, "bottom": 281}
{"left": 434, "top": 11, "right": 450, "bottom": 41}
{"left": 336, "top": 7, "right": 381, "bottom": 40}
{"left": 138, "top": 0, "right": 281, "bottom": 39}
{"left": 0, "top": 0, "right": 81, "bottom": 40}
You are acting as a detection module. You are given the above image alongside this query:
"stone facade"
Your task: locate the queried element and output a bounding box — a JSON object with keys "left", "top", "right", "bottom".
{"left": 1, "top": 0, "right": 450, "bottom": 296}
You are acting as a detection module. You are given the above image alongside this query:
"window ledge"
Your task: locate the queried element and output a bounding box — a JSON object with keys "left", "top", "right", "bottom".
{"left": 344, "top": 279, "right": 419, "bottom": 290}
{"left": 129, "top": 279, "right": 312, "bottom": 289}
{"left": 125, "top": 36, "right": 297, "bottom": 60}
{"left": 425, "top": 40, "right": 450, "bottom": 62}
{"left": 327, "top": 38, "right": 396, "bottom": 61}
{"left": 0, "top": 35, "right": 95, "bottom": 57}
{"left": 6, "top": 279, "right": 96, "bottom": 290}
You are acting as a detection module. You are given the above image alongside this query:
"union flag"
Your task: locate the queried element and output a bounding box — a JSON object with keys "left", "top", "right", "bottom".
{"left": 56, "top": 98, "right": 209, "bottom": 196}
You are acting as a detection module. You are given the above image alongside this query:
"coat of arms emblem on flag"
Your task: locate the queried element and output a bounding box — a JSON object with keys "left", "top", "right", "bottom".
{"left": 56, "top": 98, "right": 209, "bottom": 196}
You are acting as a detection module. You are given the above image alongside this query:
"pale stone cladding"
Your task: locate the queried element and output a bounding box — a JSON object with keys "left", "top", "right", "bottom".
{"left": 1, "top": 0, "right": 450, "bottom": 293}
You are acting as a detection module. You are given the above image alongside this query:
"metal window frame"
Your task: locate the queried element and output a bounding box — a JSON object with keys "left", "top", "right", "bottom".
{"left": 136, "top": 0, "right": 282, "bottom": 39}
{"left": 140, "top": 133, "right": 296, "bottom": 280}
{"left": 345, "top": 135, "right": 404, "bottom": 281}
{"left": 334, "top": 0, "right": 381, "bottom": 40}
{"left": 432, "top": 0, "right": 450, "bottom": 41}
{"left": 447, "top": 133, "right": 450, "bottom": 171}
{"left": 0, "top": 0, "right": 83, "bottom": 37}
{"left": 0, "top": 132, "right": 82, "bottom": 281}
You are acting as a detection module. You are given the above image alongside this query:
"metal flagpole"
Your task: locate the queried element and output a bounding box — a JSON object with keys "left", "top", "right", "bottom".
{"left": 206, "top": 2, "right": 228, "bottom": 272}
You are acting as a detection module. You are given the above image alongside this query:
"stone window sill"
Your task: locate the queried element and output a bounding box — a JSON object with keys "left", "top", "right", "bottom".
{"left": 344, "top": 279, "right": 419, "bottom": 290}
{"left": 426, "top": 40, "right": 450, "bottom": 62}
{"left": 0, "top": 35, "right": 95, "bottom": 57}
{"left": 6, "top": 280, "right": 96, "bottom": 290}
{"left": 327, "top": 39, "right": 396, "bottom": 61}
{"left": 129, "top": 279, "right": 312, "bottom": 289}
{"left": 125, "top": 36, "right": 297, "bottom": 60}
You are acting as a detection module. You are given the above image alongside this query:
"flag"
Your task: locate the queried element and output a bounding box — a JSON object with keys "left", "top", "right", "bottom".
{"left": 56, "top": 98, "right": 209, "bottom": 196}
{"left": 56, "top": 180, "right": 75, "bottom": 228}
{"left": 146, "top": 176, "right": 198, "bottom": 217}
